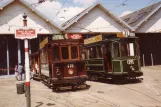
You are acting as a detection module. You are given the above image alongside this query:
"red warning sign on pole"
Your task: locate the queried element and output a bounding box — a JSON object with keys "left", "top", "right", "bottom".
{"left": 15, "top": 29, "right": 37, "bottom": 39}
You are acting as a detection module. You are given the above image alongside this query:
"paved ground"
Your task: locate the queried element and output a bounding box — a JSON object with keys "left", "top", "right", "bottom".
{"left": 0, "top": 66, "right": 161, "bottom": 107}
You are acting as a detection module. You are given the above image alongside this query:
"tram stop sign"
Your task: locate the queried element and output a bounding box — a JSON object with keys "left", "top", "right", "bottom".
{"left": 122, "top": 29, "right": 130, "bottom": 37}
{"left": 15, "top": 29, "right": 37, "bottom": 39}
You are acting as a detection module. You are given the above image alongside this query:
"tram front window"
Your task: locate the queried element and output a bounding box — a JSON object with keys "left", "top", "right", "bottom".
{"left": 71, "top": 46, "right": 78, "bottom": 59}
{"left": 113, "top": 43, "right": 120, "bottom": 58}
{"left": 62, "top": 47, "right": 69, "bottom": 60}
{"left": 120, "top": 42, "right": 135, "bottom": 57}
{"left": 88, "top": 46, "right": 103, "bottom": 58}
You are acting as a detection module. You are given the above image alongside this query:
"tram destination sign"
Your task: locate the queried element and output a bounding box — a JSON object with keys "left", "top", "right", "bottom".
{"left": 15, "top": 29, "right": 37, "bottom": 39}
{"left": 84, "top": 35, "right": 102, "bottom": 45}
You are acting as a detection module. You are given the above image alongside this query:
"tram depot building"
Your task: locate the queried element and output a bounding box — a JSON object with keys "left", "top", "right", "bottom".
{"left": 0, "top": 0, "right": 161, "bottom": 76}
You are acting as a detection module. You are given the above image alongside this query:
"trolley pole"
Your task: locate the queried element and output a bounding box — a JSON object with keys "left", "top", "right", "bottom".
{"left": 23, "top": 13, "right": 31, "bottom": 107}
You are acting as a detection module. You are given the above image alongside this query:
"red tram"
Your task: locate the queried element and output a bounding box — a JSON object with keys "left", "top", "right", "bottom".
{"left": 30, "top": 38, "right": 87, "bottom": 90}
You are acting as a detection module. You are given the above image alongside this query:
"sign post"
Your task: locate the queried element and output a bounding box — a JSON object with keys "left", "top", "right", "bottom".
{"left": 123, "top": 29, "right": 130, "bottom": 37}
{"left": 15, "top": 13, "right": 37, "bottom": 107}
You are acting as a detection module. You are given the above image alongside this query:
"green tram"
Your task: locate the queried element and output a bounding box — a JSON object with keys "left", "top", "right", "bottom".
{"left": 82, "top": 34, "right": 143, "bottom": 81}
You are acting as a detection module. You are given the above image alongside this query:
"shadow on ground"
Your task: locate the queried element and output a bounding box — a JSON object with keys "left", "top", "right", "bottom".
{"left": 90, "top": 78, "right": 143, "bottom": 85}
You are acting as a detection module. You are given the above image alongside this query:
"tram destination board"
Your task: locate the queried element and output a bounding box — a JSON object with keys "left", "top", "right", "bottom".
{"left": 84, "top": 35, "right": 102, "bottom": 45}
{"left": 15, "top": 29, "right": 37, "bottom": 39}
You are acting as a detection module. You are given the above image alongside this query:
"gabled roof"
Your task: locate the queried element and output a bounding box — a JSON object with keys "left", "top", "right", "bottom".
{"left": 0, "top": 0, "right": 62, "bottom": 31}
{"left": 62, "top": 2, "right": 134, "bottom": 31}
{"left": 121, "top": 1, "right": 161, "bottom": 30}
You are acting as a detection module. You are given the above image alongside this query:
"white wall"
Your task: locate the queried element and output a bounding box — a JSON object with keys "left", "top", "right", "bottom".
{"left": 136, "top": 8, "right": 161, "bottom": 33}
{"left": 65, "top": 6, "right": 126, "bottom": 33}
{"left": 0, "top": 1, "right": 61, "bottom": 34}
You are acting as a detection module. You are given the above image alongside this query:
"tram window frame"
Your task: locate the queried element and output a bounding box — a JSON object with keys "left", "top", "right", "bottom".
{"left": 80, "top": 46, "right": 87, "bottom": 60}
{"left": 120, "top": 40, "right": 136, "bottom": 57}
{"left": 89, "top": 47, "right": 97, "bottom": 58}
{"left": 96, "top": 45, "right": 103, "bottom": 58}
{"left": 112, "top": 42, "right": 120, "bottom": 58}
{"left": 60, "top": 45, "right": 79, "bottom": 61}
{"left": 61, "top": 46, "right": 69, "bottom": 60}
{"left": 52, "top": 46, "right": 60, "bottom": 61}
{"left": 71, "top": 46, "right": 79, "bottom": 59}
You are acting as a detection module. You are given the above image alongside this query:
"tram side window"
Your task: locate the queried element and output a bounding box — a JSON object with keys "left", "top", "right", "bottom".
{"left": 52, "top": 46, "right": 59, "bottom": 61}
{"left": 71, "top": 46, "right": 78, "bottom": 59}
{"left": 61, "top": 47, "right": 69, "bottom": 60}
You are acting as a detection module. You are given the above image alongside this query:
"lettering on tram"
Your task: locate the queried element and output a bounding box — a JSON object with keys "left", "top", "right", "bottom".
{"left": 83, "top": 34, "right": 143, "bottom": 81}
{"left": 29, "top": 34, "right": 87, "bottom": 91}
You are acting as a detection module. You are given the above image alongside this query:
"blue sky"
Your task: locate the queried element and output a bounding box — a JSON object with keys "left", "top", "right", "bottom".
{"left": 0, "top": 0, "right": 161, "bottom": 25}
{"left": 57, "top": 0, "right": 161, "bottom": 15}
{"left": 38, "top": 0, "right": 161, "bottom": 24}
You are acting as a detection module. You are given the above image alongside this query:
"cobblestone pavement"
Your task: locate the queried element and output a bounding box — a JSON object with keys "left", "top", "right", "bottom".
{"left": 0, "top": 66, "right": 161, "bottom": 107}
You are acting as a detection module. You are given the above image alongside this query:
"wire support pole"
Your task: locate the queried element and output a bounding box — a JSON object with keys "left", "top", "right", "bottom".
{"left": 23, "top": 13, "right": 31, "bottom": 107}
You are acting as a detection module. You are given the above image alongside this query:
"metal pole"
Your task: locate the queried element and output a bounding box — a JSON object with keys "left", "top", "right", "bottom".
{"left": 18, "top": 39, "right": 21, "bottom": 65}
{"left": 151, "top": 53, "right": 154, "bottom": 66}
{"left": 6, "top": 37, "right": 9, "bottom": 75}
{"left": 29, "top": 40, "right": 31, "bottom": 54}
{"left": 24, "top": 39, "right": 31, "bottom": 107}
{"left": 23, "top": 13, "right": 31, "bottom": 107}
{"left": 143, "top": 54, "right": 145, "bottom": 67}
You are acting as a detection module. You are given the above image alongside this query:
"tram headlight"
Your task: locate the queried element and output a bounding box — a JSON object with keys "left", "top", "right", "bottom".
{"left": 68, "top": 69, "right": 74, "bottom": 75}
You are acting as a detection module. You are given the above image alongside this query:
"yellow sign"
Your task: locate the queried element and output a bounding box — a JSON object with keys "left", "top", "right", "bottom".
{"left": 117, "top": 32, "right": 124, "bottom": 38}
{"left": 84, "top": 35, "right": 102, "bottom": 45}
{"left": 39, "top": 37, "right": 48, "bottom": 49}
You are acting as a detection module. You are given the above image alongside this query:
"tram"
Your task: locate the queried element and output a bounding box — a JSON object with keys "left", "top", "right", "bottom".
{"left": 30, "top": 37, "right": 87, "bottom": 90}
{"left": 29, "top": 52, "right": 41, "bottom": 80}
{"left": 82, "top": 34, "right": 143, "bottom": 81}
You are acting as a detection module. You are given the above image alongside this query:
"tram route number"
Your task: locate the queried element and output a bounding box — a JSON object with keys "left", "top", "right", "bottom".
{"left": 84, "top": 35, "right": 102, "bottom": 45}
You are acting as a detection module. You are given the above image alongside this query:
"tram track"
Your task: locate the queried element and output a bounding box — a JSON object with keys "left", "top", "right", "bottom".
{"left": 87, "top": 93, "right": 120, "bottom": 107}
{"left": 121, "top": 85, "right": 161, "bottom": 105}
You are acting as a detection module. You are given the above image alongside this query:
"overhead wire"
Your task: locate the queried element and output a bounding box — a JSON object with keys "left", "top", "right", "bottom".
{"left": 53, "top": 0, "right": 67, "bottom": 20}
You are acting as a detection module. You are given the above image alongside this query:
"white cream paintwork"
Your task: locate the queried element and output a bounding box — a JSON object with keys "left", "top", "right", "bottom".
{"left": 0, "top": 1, "right": 61, "bottom": 34}
{"left": 65, "top": 7, "right": 126, "bottom": 33}
{"left": 136, "top": 8, "right": 161, "bottom": 33}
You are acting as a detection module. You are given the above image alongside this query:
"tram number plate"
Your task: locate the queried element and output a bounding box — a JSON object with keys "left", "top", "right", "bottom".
{"left": 127, "top": 59, "right": 134, "bottom": 65}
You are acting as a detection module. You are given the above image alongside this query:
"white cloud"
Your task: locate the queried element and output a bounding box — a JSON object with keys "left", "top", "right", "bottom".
{"left": 120, "top": 11, "right": 133, "bottom": 17}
